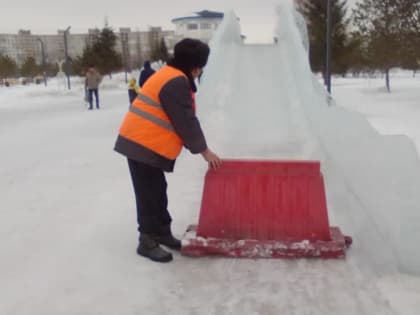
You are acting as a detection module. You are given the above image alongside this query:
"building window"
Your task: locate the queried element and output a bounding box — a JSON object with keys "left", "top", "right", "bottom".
{"left": 187, "top": 23, "right": 198, "bottom": 30}
{"left": 201, "top": 23, "right": 211, "bottom": 30}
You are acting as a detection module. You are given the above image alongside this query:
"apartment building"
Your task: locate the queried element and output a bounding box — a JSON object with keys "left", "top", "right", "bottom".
{"left": 116, "top": 27, "right": 177, "bottom": 70}
{"left": 0, "top": 34, "right": 18, "bottom": 62}
{"left": 0, "top": 27, "right": 175, "bottom": 68}
{"left": 0, "top": 10, "right": 224, "bottom": 69}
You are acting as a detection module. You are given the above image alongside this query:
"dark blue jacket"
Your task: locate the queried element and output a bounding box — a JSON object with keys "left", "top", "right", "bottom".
{"left": 139, "top": 61, "right": 156, "bottom": 87}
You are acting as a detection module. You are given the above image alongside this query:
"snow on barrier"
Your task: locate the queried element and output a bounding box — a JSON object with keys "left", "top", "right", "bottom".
{"left": 181, "top": 160, "right": 352, "bottom": 258}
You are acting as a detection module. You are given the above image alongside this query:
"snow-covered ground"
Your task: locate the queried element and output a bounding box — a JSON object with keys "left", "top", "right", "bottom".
{"left": 334, "top": 74, "right": 420, "bottom": 153}
{"left": 2, "top": 2, "right": 420, "bottom": 315}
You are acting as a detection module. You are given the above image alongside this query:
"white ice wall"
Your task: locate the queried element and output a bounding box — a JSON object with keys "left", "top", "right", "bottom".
{"left": 197, "top": 1, "right": 420, "bottom": 276}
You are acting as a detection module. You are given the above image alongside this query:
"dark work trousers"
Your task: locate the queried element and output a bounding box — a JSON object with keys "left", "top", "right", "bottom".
{"left": 88, "top": 88, "right": 99, "bottom": 109}
{"left": 128, "top": 89, "right": 137, "bottom": 105}
{"left": 127, "top": 158, "right": 172, "bottom": 238}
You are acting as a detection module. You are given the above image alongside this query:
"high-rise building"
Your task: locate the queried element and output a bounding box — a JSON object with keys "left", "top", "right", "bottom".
{"left": 0, "top": 33, "right": 18, "bottom": 62}
{"left": 0, "top": 27, "right": 175, "bottom": 69}
{"left": 0, "top": 10, "right": 225, "bottom": 72}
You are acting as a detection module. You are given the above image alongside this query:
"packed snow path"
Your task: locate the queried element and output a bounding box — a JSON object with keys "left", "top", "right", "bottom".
{"left": 0, "top": 81, "right": 399, "bottom": 315}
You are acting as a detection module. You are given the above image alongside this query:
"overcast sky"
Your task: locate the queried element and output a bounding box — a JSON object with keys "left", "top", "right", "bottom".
{"left": 0, "top": 0, "right": 358, "bottom": 43}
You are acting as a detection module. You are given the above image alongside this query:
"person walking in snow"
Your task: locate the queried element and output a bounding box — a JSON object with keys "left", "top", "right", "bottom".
{"left": 114, "top": 38, "right": 222, "bottom": 263}
{"left": 138, "top": 61, "right": 155, "bottom": 87}
{"left": 128, "top": 77, "right": 139, "bottom": 105}
{"left": 85, "top": 65, "right": 102, "bottom": 110}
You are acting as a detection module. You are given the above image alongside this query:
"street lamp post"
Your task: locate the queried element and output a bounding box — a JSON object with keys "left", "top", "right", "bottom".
{"left": 120, "top": 30, "right": 129, "bottom": 83}
{"left": 63, "top": 26, "right": 71, "bottom": 90}
{"left": 37, "top": 38, "right": 47, "bottom": 86}
{"left": 326, "top": 0, "right": 332, "bottom": 94}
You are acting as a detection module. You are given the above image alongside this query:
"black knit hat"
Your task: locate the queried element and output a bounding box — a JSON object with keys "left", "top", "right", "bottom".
{"left": 172, "top": 38, "right": 210, "bottom": 70}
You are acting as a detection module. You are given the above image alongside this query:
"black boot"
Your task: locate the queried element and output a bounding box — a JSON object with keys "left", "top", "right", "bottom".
{"left": 154, "top": 225, "right": 182, "bottom": 250}
{"left": 137, "top": 234, "right": 173, "bottom": 263}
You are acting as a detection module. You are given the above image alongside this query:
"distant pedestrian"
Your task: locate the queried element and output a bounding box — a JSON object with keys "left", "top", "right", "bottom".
{"left": 139, "top": 61, "right": 155, "bottom": 87}
{"left": 85, "top": 65, "right": 102, "bottom": 110}
{"left": 128, "top": 78, "right": 139, "bottom": 105}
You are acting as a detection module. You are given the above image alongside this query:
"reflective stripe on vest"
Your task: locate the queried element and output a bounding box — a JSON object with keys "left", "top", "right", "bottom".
{"left": 136, "top": 92, "right": 162, "bottom": 109}
{"left": 129, "top": 103, "right": 175, "bottom": 132}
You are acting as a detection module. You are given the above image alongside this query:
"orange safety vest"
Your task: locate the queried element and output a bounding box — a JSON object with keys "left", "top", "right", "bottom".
{"left": 118, "top": 66, "right": 195, "bottom": 160}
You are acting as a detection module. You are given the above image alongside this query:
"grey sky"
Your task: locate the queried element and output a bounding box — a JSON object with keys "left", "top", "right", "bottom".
{"left": 0, "top": 0, "right": 357, "bottom": 43}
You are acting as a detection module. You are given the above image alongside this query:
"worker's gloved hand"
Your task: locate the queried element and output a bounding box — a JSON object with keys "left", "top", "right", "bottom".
{"left": 201, "top": 148, "right": 222, "bottom": 170}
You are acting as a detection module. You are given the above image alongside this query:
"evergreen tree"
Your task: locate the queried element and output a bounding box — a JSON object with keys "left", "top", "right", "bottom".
{"left": 73, "top": 44, "right": 97, "bottom": 75}
{"left": 297, "top": 0, "right": 352, "bottom": 81}
{"left": 396, "top": 0, "right": 420, "bottom": 74}
{"left": 399, "top": 30, "right": 420, "bottom": 75}
{"left": 95, "top": 27, "right": 122, "bottom": 75}
{"left": 150, "top": 37, "right": 169, "bottom": 63}
{"left": 352, "top": 0, "right": 401, "bottom": 92}
{"left": 73, "top": 26, "right": 122, "bottom": 76}
{"left": 20, "top": 56, "right": 39, "bottom": 78}
{"left": 45, "top": 62, "right": 59, "bottom": 77}
{"left": 0, "top": 54, "right": 18, "bottom": 79}
{"left": 347, "top": 31, "right": 370, "bottom": 76}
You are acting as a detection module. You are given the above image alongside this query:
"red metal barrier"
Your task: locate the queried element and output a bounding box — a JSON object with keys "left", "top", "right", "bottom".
{"left": 181, "top": 160, "right": 352, "bottom": 258}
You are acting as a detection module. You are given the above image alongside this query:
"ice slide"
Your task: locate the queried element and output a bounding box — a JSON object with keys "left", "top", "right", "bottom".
{"left": 194, "top": 3, "right": 420, "bottom": 277}
{"left": 168, "top": 3, "right": 420, "bottom": 313}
